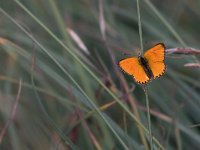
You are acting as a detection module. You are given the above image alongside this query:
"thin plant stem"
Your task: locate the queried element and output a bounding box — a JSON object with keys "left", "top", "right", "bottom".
{"left": 144, "top": 86, "right": 153, "bottom": 150}
{"left": 136, "top": 0, "right": 153, "bottom": 149}
{"left": 99, "top": 0, "right": 148, "bottom": 148}
{"left": 136, "top": 0, "right": 143, "bottom": 54}
{"left": 0, "top": 79, "right": 22, "bottom": 143}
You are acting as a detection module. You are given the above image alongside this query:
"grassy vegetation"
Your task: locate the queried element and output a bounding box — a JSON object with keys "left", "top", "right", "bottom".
{"left": 1, "top": 0, "right": 200, "bottom": 149}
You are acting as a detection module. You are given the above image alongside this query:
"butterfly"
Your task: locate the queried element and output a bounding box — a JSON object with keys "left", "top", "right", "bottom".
{"left": 118, "top": 43, "right": 166, "bottom": 84}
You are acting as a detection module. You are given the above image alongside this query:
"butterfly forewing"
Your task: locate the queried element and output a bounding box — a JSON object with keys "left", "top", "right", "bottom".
{"left": 144, "top": 43, "right": 166, "bottom": 78}
{"left": 119, "top": 57, "right": 150, "bottom": 84}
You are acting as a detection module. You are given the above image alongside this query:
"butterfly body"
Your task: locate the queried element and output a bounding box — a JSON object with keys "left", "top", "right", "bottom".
{"left": 118, "top": 43, "right": 166, "bottom": 84}
{"left": 138, "top": 56, "right": 154, "bottom": 80}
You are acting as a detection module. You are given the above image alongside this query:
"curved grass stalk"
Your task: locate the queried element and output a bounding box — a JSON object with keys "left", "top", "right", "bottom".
{"left": 0, "top": 4, "right": 164, "bottom": 149}
{"left": 136, "top": 0, "right": 144, "bottom": 54}
{"left": 144, "top": 0, "right": 200, "bottom": 67}
{"left": 136, "top": 0, "right": 151, "bottom": 149}
{"left": 144, "top": 86, "right": 153, "bottom": 150}
{"left": 30, "top": 47, "right": 79, "bottom": 150}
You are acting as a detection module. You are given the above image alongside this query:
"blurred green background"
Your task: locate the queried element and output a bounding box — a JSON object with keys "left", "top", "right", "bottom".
{"left": 1, "top": 0, "right": 200, "bottom": 150}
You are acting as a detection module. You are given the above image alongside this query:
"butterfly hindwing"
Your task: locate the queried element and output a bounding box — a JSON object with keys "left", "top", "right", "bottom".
{"left": 144, "top": 43, "right": 166, "bottom": 79}
{"left": 118, "top": 57, "right": 150, "bottom": 84}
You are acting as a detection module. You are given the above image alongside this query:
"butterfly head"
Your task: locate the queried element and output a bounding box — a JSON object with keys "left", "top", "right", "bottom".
{"left": 137, "top": 53, "right": 145, "bottom": 63}
{"left": 137, "top": 52, "right": 142, "bottom": 59}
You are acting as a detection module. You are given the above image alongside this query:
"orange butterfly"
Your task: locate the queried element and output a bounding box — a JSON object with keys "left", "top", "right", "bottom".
{"left": 118, "top": 43, "right": 166, "bottom": 84}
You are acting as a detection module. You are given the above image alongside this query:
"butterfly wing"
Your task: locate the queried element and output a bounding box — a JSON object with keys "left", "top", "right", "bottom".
{"left": 118, "top": 57, "right": 150, "bottom": 84}
{"left": 144, "top": 43, "right": 166, "bottom": 79}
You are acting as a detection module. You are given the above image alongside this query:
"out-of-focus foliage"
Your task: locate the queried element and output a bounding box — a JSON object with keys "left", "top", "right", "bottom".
{"left": 1, "top": 0, "right": 200, "bottom": 149}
